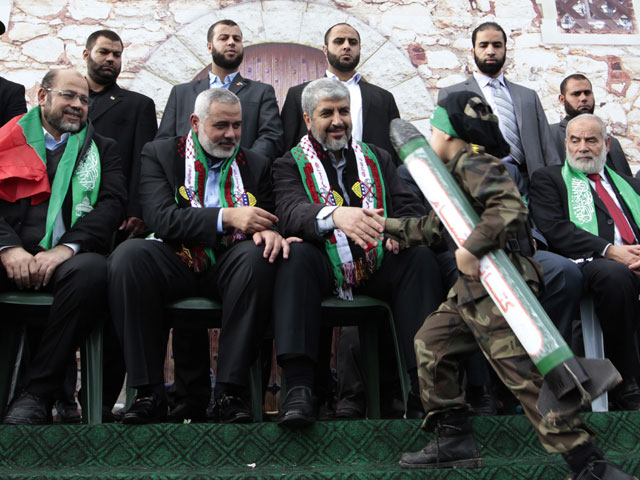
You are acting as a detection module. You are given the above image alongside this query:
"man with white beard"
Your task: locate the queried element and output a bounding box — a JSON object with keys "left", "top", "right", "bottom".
{"left": 530, "top": 114, "right": 640, "bottom": 410}
{"left": 108, "top": 88, "right": 292, "bottom": 424}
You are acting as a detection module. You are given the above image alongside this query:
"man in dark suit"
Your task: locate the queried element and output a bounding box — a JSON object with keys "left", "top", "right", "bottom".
{"left": 83, "top": 30, "right": 158, "bottom": 237}
{"left": 0, "top": 68, "right": 126, "bottom": 424}
{"left": 438, "top": 21, "right": 560, "bottom": 180}
{"left": 530, "top": 114, "right": 640, "bottom": 410}
{"left": 156, "top": 20, "right": 283, "bottom": 420}
{"left": 0, "top": 20, "right": 27, "bottom": 127}
{"left": 108, "top": 88, "right": 289, "bottom": 424}
{"left": 280, "top": 23, "right": 401, "bottom": 165}
{"left": 156, "top": 19, "right": 283, "bottom": 161}
{"left": 550, "top": 73, "right": 631, "bottom": 176}
{"left": 272, "top": 78, "right": 446, "bottom": 427}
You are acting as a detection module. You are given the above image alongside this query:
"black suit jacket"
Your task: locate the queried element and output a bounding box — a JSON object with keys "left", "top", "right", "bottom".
{"left": 438, "top": 76, "right": 560, "bottom": 177}
{"left": 89, "top": 82, "right": 157, "bottom": 218}
{"left": 0, "top": 77, "right": 27, "bottom": 127}
{"left": 280, "top": 79, "right": 401, "bottom": 165}
{"left": 140, "top": 137, "right": 273, "bottom": 248}
{"left": 156, "top": 74, "right": 284, "bottom": 160}
{"left": 0, "top": 123, "right": 127, "bottom": 254}
{"left": 530, "top": 165, "right": 640, "bottom": 259}
{"left": 549, "top": 116, "right": 632, "bottom": 177}
{"left": 272, "top": 143, "right": 424, "bottom": 242}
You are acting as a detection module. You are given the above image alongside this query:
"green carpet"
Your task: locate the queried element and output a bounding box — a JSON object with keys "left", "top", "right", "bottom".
{"left": 0, "top": 412, "right": 639, "bottom": 478}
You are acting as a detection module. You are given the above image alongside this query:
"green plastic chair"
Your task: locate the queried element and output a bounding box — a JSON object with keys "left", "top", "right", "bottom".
{"left": 162, "top": 297, "right": 264, "bottom": 422}
{"left": 0, "top": 291, "right": 103, "bottom": 424}
{"left": 278, "top": 295, "right": 410, "bottom": 419}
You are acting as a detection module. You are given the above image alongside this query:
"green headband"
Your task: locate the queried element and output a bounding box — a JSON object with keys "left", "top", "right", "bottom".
{"left": 430, "top": 105, "right": 460, "bottom": 139}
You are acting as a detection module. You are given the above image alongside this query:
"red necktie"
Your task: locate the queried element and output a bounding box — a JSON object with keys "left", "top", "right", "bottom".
{"left": 587, "top": 173, "right": 636, "bottom": 245}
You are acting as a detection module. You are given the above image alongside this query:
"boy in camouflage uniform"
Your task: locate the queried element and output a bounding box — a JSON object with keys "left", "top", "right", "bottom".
{"left": 374, "top": 91, "right": 635, "bottom": 480}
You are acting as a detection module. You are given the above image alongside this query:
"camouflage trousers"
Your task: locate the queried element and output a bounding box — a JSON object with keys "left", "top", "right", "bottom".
{"left": 414, "top": 293, "right": 594, "bottom": 454}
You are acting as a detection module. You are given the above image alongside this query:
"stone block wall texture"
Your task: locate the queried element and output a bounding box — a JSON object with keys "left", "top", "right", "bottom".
{"left": 2, "top": 0, "right": 639, "bottom": 166}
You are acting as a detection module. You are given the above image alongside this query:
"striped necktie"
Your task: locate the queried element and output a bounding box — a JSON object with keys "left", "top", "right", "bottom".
{"left": 489, "top": 78, "right": 525, "bottom": 165}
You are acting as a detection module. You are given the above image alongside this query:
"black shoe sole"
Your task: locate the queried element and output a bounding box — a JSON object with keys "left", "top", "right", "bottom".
{"left": 277, "top": 412, "right": 315, "bottom": 428}
{"left": 399, "top": 458, "right": 483, "bottom": 470}
{"left": 122, "top": 414, "right": 166, "bottom": 425}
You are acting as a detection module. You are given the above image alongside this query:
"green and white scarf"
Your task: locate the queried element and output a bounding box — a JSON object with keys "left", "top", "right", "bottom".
{"left": 562, "top": 160, "right": 640, "bottom": 237}
{"left": 291, "top": 134, "right": 387, "bottom": 300}
{"left": 15, "top": 107, "right": 101, "bottom": 249}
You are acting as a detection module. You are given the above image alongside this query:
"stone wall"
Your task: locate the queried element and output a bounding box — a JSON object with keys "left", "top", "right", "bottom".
{"left": 3, "top": 0, "right": 639, "bottom": 166}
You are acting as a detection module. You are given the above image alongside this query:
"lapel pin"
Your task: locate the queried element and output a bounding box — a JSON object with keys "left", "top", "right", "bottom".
{"left": 110, "top": 96, "right": 115, "bottom": 100}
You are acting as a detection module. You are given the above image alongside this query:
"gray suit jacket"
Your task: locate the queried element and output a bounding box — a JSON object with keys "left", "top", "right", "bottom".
{"left": 438, "top": 76, "right": 560, "bottom": 178}
{"left": 549, "top": 116, "right": 632, "bottom": 177}
{"left": 156, "top": 74, "right": 284, "bottom": 160}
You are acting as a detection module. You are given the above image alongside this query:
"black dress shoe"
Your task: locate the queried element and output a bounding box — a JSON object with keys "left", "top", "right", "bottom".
{"left": 467, "top": 386, "right": 498, "bottom": 416}
{"left": 167, "top": 401, "right": 206, "bottom": 423}
{"left": 4, "top": 392, "right": 52, "bottom": 425}
{"left": 611, "top": 378, "right": 640, "bottom": 411}
{"left": 208, "top": 394, "right": 251, "bottom": 424}
{"left": 334, "top": 397, "right": 364, "bottom": 419}
{"left": 122, "top": 392, "right": 167, "bottom": 424}
{"left": 567, "top": 460, "right": 638, "bottom": 479}
{"left": 55, "top": 401, "right": 81, "bottom": 424}
{"left": 102, "top": 406, "right": 124, "bottom": 423}
{"left": 399, "top": 418, "right": 482, "bottom": 469}
{"left": 277, "top": 386, "right": 316, "bottom": 427}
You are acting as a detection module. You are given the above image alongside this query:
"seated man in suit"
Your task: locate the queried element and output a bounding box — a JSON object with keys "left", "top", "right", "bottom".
{"left": 108, "top": 88, "right": 291, "bottom": 424}
{"left": 549, "top": 73, "right": 632, "bottom": 176}
{"left": 530, "top": 113, "right": 640, "bottom": 410}
{"left": 1, "top": 68, "right": 126, "bottom": 424}
{"left": 272, "top": 78, "right": 447, "bottom": 427}
{"left": 156, "top": 19, "right": 284, "bottom": 421}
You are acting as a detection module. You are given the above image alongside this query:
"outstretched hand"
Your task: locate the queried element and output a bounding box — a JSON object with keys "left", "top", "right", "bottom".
{"left": 332, "top": 207, "right": 384, "bottom": 249}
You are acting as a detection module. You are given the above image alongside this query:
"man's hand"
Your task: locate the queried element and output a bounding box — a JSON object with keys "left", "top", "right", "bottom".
{"left": 362, "top": 209, "right": 387, "bottom": 231}
{"left": 31, "top": 245, "right": 74, "bottom": 289}
{"left": 0, "top": 247, "right": 35, "bottom": 289}
{"left": 605, "top": 245, "right": 640, "bottom": 270}
{"left": 119, "top": 216, "right": 145, "bottom": 235}
{"left": 223, "top": 207, "right": 278, "bottom": 234}
{"left": 455, "top": 247, "right": 480, "bottom": 281}
{"left": 252, "top": 230, "right": 301, "bottom": 263}
{"left": 385, "top": 238, "right": 401, "bottom": 254}
{"left": 332, "top": 207, "right": 384, "bottom": 250}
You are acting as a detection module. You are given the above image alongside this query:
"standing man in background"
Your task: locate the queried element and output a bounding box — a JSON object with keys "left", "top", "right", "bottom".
{"left": 281, "top": 23, "right": 401, "bottom": 165}
{"left": 0, "top": 20, "right": 27, "bottom": 127}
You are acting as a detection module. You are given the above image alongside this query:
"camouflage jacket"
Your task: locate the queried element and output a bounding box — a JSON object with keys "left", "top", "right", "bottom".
{"left": 386, "top": 144, "right": 542, "bottom": 303}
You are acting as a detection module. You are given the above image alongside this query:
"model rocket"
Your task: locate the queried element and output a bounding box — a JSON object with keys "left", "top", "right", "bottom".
{"left": 389, "top": 118, "right": 620, "bottom": 419}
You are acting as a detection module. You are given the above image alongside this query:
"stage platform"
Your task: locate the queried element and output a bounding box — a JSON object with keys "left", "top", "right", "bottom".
{"left": 1, "top": 411, "right": 639, "bottom": 479}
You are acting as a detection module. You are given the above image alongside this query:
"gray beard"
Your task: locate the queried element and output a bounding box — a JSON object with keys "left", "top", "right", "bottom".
{"left": 198, "top": 130, "right": 237, "bottom": 158}
{"left": 310, "top": 124, "right": 350, "bottom": 152}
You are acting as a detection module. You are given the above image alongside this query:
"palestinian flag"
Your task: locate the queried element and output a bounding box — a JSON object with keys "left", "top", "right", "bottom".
{"left": 0, "top": 106, "right": 50, "bottom": 205}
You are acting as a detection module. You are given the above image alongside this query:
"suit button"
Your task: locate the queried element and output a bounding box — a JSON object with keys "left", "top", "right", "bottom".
{"left": 607, "top": 219, "right": 613, "bottom": 224}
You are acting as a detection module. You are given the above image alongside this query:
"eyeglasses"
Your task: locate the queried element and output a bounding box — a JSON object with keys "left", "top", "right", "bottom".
{"left": 45, "top": 88, "right": 89, "bottom": 106}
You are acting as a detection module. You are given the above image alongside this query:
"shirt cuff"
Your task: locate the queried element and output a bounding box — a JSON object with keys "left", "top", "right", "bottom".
{"left": 62, "top": 243, "right": 80, "bottom": 255}
{"left": 217, "top": 207, "right": 225, "bottom": 233}
{"left": 602, "top": 243, "right": 612, "bottom": 257}
{"left": 316, "top": 206, "right": 338, "bottom": 234}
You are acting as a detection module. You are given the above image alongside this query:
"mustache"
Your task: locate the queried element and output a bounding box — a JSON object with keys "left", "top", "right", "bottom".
{"left": 327, "top": 125, "right": 346, "bottom": 133}
{"left": 63, "top": 106, "right": 83, "bottom": 115}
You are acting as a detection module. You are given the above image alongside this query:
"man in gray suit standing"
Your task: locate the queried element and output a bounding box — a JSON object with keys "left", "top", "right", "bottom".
{"left": 156, "top": 19, "right": 283, "bottom": 423}
{"left": 438, "top": 21, "right": 560, "bottom": 181}
{"left": 156, "top": 19, "right": 283, "bottom": 160}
